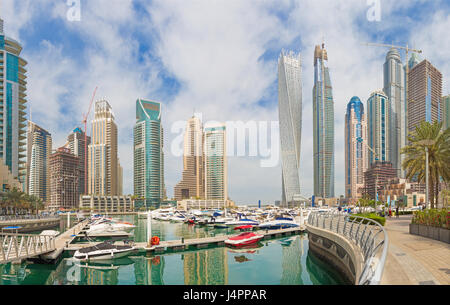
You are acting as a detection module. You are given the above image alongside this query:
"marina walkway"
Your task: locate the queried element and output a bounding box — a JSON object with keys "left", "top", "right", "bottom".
{"left": 381, "top": 215, "right": 450, "bottom": 285}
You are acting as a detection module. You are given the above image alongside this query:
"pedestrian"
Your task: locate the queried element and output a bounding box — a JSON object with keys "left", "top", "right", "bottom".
{"left": 396, "top": 206, "right": 399, "bottom": 218}
{"left": 388, "top": 208, "right": 392, "bottom": 218}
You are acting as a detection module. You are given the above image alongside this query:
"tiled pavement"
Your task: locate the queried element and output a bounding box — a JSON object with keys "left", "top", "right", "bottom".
{"left": 381, "top": 215, "right": 450, "bottom": 285}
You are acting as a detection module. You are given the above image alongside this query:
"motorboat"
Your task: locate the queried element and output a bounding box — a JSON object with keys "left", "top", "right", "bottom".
{"left": 233, "top": 225, "right": 255, "bottom": 231}
{"left": 88, "top": 221, "right": 136, "bottom": 234}
{"left": 224, "top": 218, "right": 259, "bottom": 228}
{"left": 258, "top": 217, "right": 300, "bottom": 230}
{"left": 225, "top": 232, "right": 264, "bottom": 247}
{"left": 73, "top": 241, "right": 137, "bottom": 261}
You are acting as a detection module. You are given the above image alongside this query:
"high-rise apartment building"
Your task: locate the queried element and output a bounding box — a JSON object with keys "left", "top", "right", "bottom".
{"left": 0, "top": 18, "right": 27, "bottom": 187}
{"left": 313, "top": 43, "right": 335, "bottom": 198}
{"left": 383, "top": 48, "right": 405, "bottom": 178}
{"left": 408, "top": 59, "right": 442, "bottom": 132}
{"left": 442, "top": 95, "right": 450, "bottom": 130}
{"left": 27, "top": 121, "right": 52, "bottom": 204}
{"left": 367, "top": 91, "right": 390, "bottom": 166}
{"left": 49, "top": 147, "right": 79, "bottom": 211}
{"left": 204, "top": 124, "right": 227, "bottom": 201}
{"left": 67, "top": 127, "right": 90, "bottom": 195}
{"left": 88, "top": 100, "right": 119, "bottom": 196}
{"left": 345, "top": 97, "right": 367, "bottom": 202}
{"left": 134, "top": 99, "right": 164, "bottom": 206}
{"left": 174, "top": 115, "right": 205, "bottom": 201}
{"left": 278, "top": 50, "right": 302, "bottom": 206}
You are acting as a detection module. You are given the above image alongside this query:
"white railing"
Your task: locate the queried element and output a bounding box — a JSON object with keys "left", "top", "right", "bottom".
{"left": 0, "top": 233, "right": 57, "bottom": 265}
{"left": 307, "top": 211, "right": 388, "bottom": 285}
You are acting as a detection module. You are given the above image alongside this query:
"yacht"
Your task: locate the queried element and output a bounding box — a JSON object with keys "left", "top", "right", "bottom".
{"left": 258, "top": 217, "right": 299, "bottom": 230}
{"left": 73, "top": 241, "right": 137, "bottom": 261}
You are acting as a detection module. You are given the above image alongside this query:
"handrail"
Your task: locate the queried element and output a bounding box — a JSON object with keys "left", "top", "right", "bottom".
{"left": 0, "top": 233, "right": 57, "bottom": 264}
{"left": 307, "top": 211, "right": 388, "bottom": 285}
{"left": 0, "top": 215, "right": 60, "bottom": 222}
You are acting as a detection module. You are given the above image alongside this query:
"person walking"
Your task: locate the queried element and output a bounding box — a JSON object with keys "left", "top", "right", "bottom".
{"left": 396, "top": 206, "right": 399, "bottom": 218}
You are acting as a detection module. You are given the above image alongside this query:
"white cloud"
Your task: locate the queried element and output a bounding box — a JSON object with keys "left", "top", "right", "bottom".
{"left": 2, "top": 0, "right": 447, "bottom": 204}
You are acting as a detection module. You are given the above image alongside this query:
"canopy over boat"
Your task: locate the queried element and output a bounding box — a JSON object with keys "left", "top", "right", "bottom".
{"left": 234, "top": 225, "right": 254, "bottom": 230}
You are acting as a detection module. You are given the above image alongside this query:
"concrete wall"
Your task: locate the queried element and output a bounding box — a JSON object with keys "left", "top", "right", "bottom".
{"left": 306, "top": 224, "right": 365, "bottom": 285}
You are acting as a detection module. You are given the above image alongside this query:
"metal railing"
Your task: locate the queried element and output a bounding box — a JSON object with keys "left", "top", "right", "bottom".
{"left": 307, "top": 211, "right": 388, "bottom": 285}
{"left": 0, "top": 233, "right": 57, "bottom": 265}
{"left": 0, "top": 215, "right": 60, "bottom": 222}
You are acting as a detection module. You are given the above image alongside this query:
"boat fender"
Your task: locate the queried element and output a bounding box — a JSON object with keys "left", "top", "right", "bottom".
{"left": 151, "top": 236, "right": 160, "bottom": 246}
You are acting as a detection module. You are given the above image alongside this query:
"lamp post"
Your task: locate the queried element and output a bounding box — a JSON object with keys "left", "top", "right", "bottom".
{"left": 417, "top": 140, "right": 436, "bottom": 209}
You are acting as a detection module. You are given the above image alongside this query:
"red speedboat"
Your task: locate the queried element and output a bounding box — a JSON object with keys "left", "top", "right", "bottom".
{"left": 233, "top": 225, "right": 254, "bottom": 231}
{"left": 225, "top": 232, "right": 264, "bottom": 247}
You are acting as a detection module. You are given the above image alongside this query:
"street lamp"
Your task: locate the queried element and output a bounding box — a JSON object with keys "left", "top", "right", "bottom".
{"left": 417, "top": 140, "right": 436, "bottom": 209}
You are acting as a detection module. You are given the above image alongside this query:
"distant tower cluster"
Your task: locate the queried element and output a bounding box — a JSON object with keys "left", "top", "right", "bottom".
{"left": 313, "top": 43, "right": 335, "bottom": 199}
{"left": 278, "top": 50, "right": 302, "bottom": 206}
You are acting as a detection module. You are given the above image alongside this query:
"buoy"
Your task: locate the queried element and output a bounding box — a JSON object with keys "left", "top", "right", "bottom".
{"left": 151, "top": 236, "right": 160, "bottom": 246}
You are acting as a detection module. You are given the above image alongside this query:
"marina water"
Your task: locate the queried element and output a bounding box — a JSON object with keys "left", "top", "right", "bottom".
{"left": 0, "top": 215, "right": 346, "bottom": 285}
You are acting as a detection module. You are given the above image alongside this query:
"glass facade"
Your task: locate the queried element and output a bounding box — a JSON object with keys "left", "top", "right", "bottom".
{"left": 313, "top": 45, "right": 334, "bottom": 198}
{"left": 134, "top": 99, "right": 164, "bottom": 207}
{"left": 278, "top": 50, "right": 302, "bottom": 206}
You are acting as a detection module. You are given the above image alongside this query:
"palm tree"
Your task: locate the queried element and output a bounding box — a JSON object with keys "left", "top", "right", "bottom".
{"left": 401, "top": 121, "right": 450, "bottom": 209}
{"left": 3, "top": 188, "right": 25, "bottom": 215}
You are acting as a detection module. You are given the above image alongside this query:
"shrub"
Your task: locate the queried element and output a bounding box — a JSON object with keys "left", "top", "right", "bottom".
{"left": 411, "top": 209, "right": 450, "bottom": 229}
{"left": 349, "top": 213, "right": 386, "bottom": 226}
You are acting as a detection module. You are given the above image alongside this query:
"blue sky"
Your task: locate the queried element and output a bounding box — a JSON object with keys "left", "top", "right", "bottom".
{"left": 1, "top": 0, "right": 449, "bottom": 204}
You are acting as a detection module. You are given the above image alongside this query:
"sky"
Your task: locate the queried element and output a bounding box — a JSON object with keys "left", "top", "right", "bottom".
{"left": 1, "top": 0, "right": 449, "bottom": 205}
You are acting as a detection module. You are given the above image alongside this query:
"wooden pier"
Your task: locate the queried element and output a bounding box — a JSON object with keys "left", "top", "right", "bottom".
{"left": 64, "top": 226, "right": 306, "bottom": 255}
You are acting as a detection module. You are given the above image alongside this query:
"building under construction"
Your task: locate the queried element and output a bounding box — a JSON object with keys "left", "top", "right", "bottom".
{"left": 49, "top": 147, "right": 79, "bottom": 211}
{"left": 363, "top": 161, "right": 397, "bottom": 200}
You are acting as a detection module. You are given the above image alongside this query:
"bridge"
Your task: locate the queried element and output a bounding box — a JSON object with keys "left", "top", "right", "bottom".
{"left": 0, "top": 233, "right": 56, "bottom": 265}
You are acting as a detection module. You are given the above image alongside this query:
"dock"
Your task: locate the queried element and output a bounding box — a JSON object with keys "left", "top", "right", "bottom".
{"left": 65, "top": 226, "right": 306, "bottom": 255}
{"left": 40, "top": 219, "right": 90, "bottom": 262}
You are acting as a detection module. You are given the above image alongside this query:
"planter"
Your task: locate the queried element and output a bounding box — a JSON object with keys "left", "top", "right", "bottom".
{"left": 429, "top": 226, "right": 440, "bottom": 240}
{"left": 439, "top": 228, "right": 450, "bottom": 244}
{"left": 410, "top": 224, "right": 450, "bottom": 244}
{"left": 409, "top": 224, "right": 419, "bottom": 235}
{"left": 418, "top": 224, "right": 428, "bottom": 237}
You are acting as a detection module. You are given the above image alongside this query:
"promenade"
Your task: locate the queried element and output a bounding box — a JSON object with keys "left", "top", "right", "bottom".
{"left": 381, "top": 215, "right": 450, "bottom": 285}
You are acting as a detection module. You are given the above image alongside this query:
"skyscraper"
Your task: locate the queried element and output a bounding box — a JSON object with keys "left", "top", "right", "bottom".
{"left": 134, "top": 99, "right": 164, "bottom": 207}
{"left": 442, "top": 95, "right": 450, "bottom": 130}
{"left": 67, "top": 127, "right": 91, "bottom": 195}
{"left": 313, "top": 43, "right": 334, "bottom": 198}
{"left": 88, "top": 100, "right": 119, "bottom": 196}
{"left": 174, "top": 115, "right": 205, "bottom": 201}
{"left": 345, "top": 97, "right": 367, "bottom": 202}
{"left": 0, "top": 18, "right": 27, "bottom": 187}
{"left": 383, "top": 48, "right": 405, "bottom": 178}
{"left": 204, "top": 124, "right": 227, "bottom": 201}
{"left": 49, "top": 147, "right": 79, "bottom": 211}
{"left": 27, "top": 121, "right": 52, "bottom": 204}
{"left": 367, "top": 91, "right": 390, "bottom": 166}
{"left": 278, "top": 50, "right": 302, "bottom": 206}
{"left": 408, "top": 59, "right": 442, "bottom": 132}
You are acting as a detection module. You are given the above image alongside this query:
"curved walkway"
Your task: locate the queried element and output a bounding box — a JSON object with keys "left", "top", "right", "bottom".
{"left": 381, "top": 215, "right": 450, "bottom": 285}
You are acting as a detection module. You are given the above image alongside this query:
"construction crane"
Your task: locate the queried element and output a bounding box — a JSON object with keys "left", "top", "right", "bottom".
{"left": 82, "top": 87, "right": 98, "bottom": 195}
{"left": 364, "top": 42, "right": 422, "bottom": 132}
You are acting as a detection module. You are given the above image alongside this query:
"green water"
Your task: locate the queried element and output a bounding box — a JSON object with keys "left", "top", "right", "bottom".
{"left": 0, "top": 215, "right": 347, "bottom": 285}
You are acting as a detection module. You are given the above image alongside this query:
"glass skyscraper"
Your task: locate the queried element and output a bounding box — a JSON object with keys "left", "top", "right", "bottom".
{"left": 134, "top": 99, "right": 165, "bottom": 207}
{"left": 0, "top": 18, "right": 27, "bottom": 187}
{"left": 313, "top": 44, "right": 334, "bottom": 198}
{"left": 345, "top": 97, "right": 367, "bottom": 202}
{"left": 204, "top": 124, "right": 227, "bottom": 201}
{"left": 278, "top": 50, "right": 302, "bottom": 206}
{"left": 367, "top": 91, "right": 390, "bottom": 165}
{"left": 383, "top": 48, "right": 405, "bottom": 178}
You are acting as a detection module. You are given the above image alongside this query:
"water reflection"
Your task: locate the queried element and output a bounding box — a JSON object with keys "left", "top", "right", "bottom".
{"left": 0, "top": 228, "right": 346, "bottom": 285}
